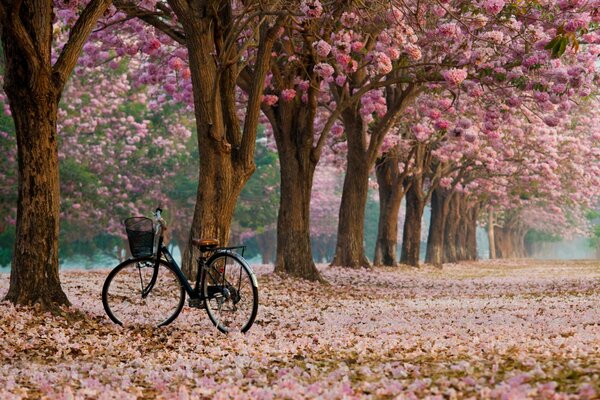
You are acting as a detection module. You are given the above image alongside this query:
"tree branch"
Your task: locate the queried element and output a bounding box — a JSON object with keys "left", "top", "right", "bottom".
{"left": 113, "top": 0, "right": 186, "bottom": 44}
{"left": 2, "top": 0, "right": 41, "bottom": 80}
{"left": 52, "top": 0, "right": 113, "bottom": 91}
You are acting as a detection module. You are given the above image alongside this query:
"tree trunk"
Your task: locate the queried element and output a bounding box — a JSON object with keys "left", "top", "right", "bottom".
{"left": 494, "top": 226, "right": 514, "bottom": 258}
{"left": 465, "top": 202, "right": 479, "bottom": 260}
{"left": 181, "top": 141, "right": 251, "bottom": 277}
{"left": 256, "top": 230, "right": 276, "bottom": 264}
{"left": 1, "top": 0, "right": 111, "bottom": 309}
{"left": 331, "top": 160, "right": 371, "bottom": 267}
{"left": 165, "top": 3, "right": 279, "bottom": 277}
{"left": 487, "top": 208, "right": 496, "bottom": 259}
{"left": 373, "top": 149, "right": 405, "bottom": 267}
{"left": 443, "top": 194, "right": 460, "bottom": 263}
{"left": 455, "top": 195, "right": 468, "bottom": 261}
{"left": 400, "top": 178, "right": 426, "bottom": 267}
{"left": 331, "top": 112, "right": 371, "bottom": 268}
{"left": 3, "top": 89, "right": 69, "bottom": 308}
{"left": 425, "top": 187, "right": 451, "bottom": 267}
{"left": 274, "top": 148, "right": 322, "bottom": 280}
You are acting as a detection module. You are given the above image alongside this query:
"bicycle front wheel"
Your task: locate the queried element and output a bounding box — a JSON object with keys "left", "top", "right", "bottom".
{"left": 203, "top": 252, "right": 258, "bottom": 333}
{"left": 102, "top": 257, "right": 185, "bottom": 327}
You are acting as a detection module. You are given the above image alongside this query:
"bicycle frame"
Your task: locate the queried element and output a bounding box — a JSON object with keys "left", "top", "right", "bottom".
{"left": 143, "top": 234, "right": 254, "bottom": 302}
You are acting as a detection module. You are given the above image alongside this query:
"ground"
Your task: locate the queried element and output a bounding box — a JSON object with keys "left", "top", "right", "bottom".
{"left": 0, "top": 260, "right": 599, "bottom": 399}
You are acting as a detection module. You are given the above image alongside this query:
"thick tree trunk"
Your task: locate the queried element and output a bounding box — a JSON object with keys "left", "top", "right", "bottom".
{"left": 181, "top": 143, "right": 251, "bottom": 277}
{"left": 456, "top": 195, "right": 469, "bottom": 261}
{"left": 3, "top": 91, "right": 69, "bottom": 307}
{"left": 443, "top": 194, "right": 460, "bottom": 263}
{"left": 274, "top": 140, "right": 321, "bottom": 280}
{"left": 487, "top": 208, "right": 496, "bottom": 259}
{"left": 166, "top": 4, "right": 278, "bottom": 277}
{"left": 373, "top": 149, "right": 405, "bottom": 267}
{"left": 256, "top": 230, "right": 276, "bottom": 264}
{"left": 1, "top": 0, "right": 111, "bottom": 309}
{"left": 331, "top": 113, "right": 370, "bottom": 268}
{"left": 331, "top": 160, "right": 371, "bottom": 268}
{"left": 494, "top": 226, "right": 515, "bottom": 258}
{"left": 400, "top": 179, "right": 426, "bottom": 267}
{"left": 513, "top": 227, "right": 527, "bottom": 258}
{"left": 465, "top": 202, "right": 479, "bottom": 260}
{"left": 425, "top": 187, "right": 451, "bottom": 267}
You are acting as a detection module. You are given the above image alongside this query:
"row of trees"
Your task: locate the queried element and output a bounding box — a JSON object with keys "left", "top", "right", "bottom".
{"left": 0, "top": 0, "right": 598, "bottom": 309}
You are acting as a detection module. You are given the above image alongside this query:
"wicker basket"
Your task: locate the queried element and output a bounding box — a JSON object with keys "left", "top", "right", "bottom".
{"left": 125, "top": 217, "right": 154, "bottom": 257}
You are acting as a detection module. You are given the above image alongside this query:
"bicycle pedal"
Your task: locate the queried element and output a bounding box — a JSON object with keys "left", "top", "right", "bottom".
{"left": 188, "top": 298, "right": 204, "bottom": 309}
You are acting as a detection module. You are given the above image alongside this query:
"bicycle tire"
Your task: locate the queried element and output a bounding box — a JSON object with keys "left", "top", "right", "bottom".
{"left": 203, "top": 252, "right": 258, "bottom": 333}
{"left": 102, "top": 257, "right": 185, "bottom": 327}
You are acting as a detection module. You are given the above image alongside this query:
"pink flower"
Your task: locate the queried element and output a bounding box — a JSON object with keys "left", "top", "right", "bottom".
{"left": 280, "top": 89, "right": 297, "bottom": 102}
{"left": 314, "top": 63, "right": 335, "bottom": 79}
{"left": 262, "top": 95, "right": 279, "bottom": 106}
{"left": 373, "top": 52, "right": 393, "bottom": 75}
{"left": 168, "top": 57, "right": 184, "bottom": 71}
{"left": 351, "top": 41, "right": 364, "bottom": 53}
{"left": 442, "top": 68, "right": 468, "bottom": 85}
{"left": 300, "top": 0, "right": 323, "bottom": 18}
{"left": 483, "top": 0, "right": 505, "bottom": 15}
{"left": 386, "top": 47, "right": 401, "bottom": 60}
{"left": 340, "top": 12, "right": 360, "bottom": 27}
{"left": 314, "top": 40, "right": 332, "bottom": 57}
{"left": 440, "top": 177, "right": 453, "bottom": 188}
{"left": 142, "top": 38, "right": 161, "bottom": 55}
{"left": 404, "top": 44, "right": 422, "bottom": 61}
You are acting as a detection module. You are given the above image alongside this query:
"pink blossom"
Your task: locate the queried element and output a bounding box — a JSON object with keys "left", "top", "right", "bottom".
{"left": 340, "top": 12, "right": 360, "bottom": 28}
{"left": 314, "top": 63, "right": 335, "bottom": 79}
{"left": 262, "top": 95, "right": 279, "bottom": 106}
{"left": 350, "top": 41, "right": 364, "bottom": 53}
{"left": 442, "top": 68, "right": 468, "bottom": 85}
{"left": 300, "top": 0, "right": 323, "bottom": 18}
{"left": 314, "top": 40, "right": 332, "bottom": 57}
{"left": 280, "top": 89, "right": 297, "bottom": 102}
{"left": 141, "top": 38, "right": 161, "bottom": 55}
{"left": 483, "top": 0, "right": 505, "bottom": 15}
{"left": 372, "top": 52, "right": 393, "bottom": 75}
{"left": 404, "top": 44, "right": 422, "bottom": 61}
{"left": 168, "top": 57, "right": 184, "bottom": 71}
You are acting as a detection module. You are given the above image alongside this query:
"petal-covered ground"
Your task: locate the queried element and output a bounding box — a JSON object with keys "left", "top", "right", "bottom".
{"left": 0, "top": 260, "right": 599, "bottom": 399}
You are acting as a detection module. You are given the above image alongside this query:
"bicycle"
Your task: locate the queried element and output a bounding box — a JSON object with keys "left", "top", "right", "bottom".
{"left": 102, "top": 208, "right": 258, "bottom": 333}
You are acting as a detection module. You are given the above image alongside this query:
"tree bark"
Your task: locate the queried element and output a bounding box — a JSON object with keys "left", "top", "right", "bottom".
{"left": 0, "top": 0, "right": 111, "bottom": 309}
{"left": 456, "top": 195, "right": 469, "bottom": 261}
{"left": 399, "top": 177, "right": 427, "bottom": 267}
{"left": 494, "top": 226, "right": 513, "bottom": 258}
{"left": 262, "top": 82, "right": 323, "bottom": 280}
{"left": 425, "top": 187, "right": 452, "bottom": 267}
{"left": 330, "top": 108, "right": 371, "bottom": 268}
{"left": 487, "top": 208, "right": 496, "bottom": 259}
{"left": 274, "top": 144, "right": 321, "bottom": 280}
{"left": 443, "top": 194, "right": 460, "bottom": 263}
{"left": 373, "top": 148, "right": 406, "bottom": 267}
{"left": 465, "top": 202, "right": 479, "bottom": 260}
{"left": 164, "top": 2, "right": 280, "bottom": 277}
{"left": 332, "top": 85, "right": 419, "bottom": 268}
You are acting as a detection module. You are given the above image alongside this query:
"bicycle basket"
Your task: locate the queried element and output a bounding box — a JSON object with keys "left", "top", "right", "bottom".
{"left": 124, "top": 217, "right": 154, "bottom": 257}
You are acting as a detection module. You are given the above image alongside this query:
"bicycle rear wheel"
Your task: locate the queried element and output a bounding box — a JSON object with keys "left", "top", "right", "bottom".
{"left": 203, "top": 252, "right": 258, "bottom": 333}
{"left": 102, "top": 257, "right": 185, "bottom": 327}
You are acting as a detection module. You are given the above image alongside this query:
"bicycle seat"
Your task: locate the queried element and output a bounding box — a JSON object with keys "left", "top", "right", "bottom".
{"left": 192, "top": 238, "right": 219, "bottom": 252}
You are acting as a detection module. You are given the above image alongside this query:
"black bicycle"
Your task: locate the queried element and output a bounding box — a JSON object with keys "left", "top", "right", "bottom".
{"left": 102, "top": 208, "right": 258, "bottom": 333}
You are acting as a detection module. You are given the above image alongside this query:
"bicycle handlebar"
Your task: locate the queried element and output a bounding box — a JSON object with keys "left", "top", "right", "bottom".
{"left": 153, "top": 207, "right": 167, "bottom": 230}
